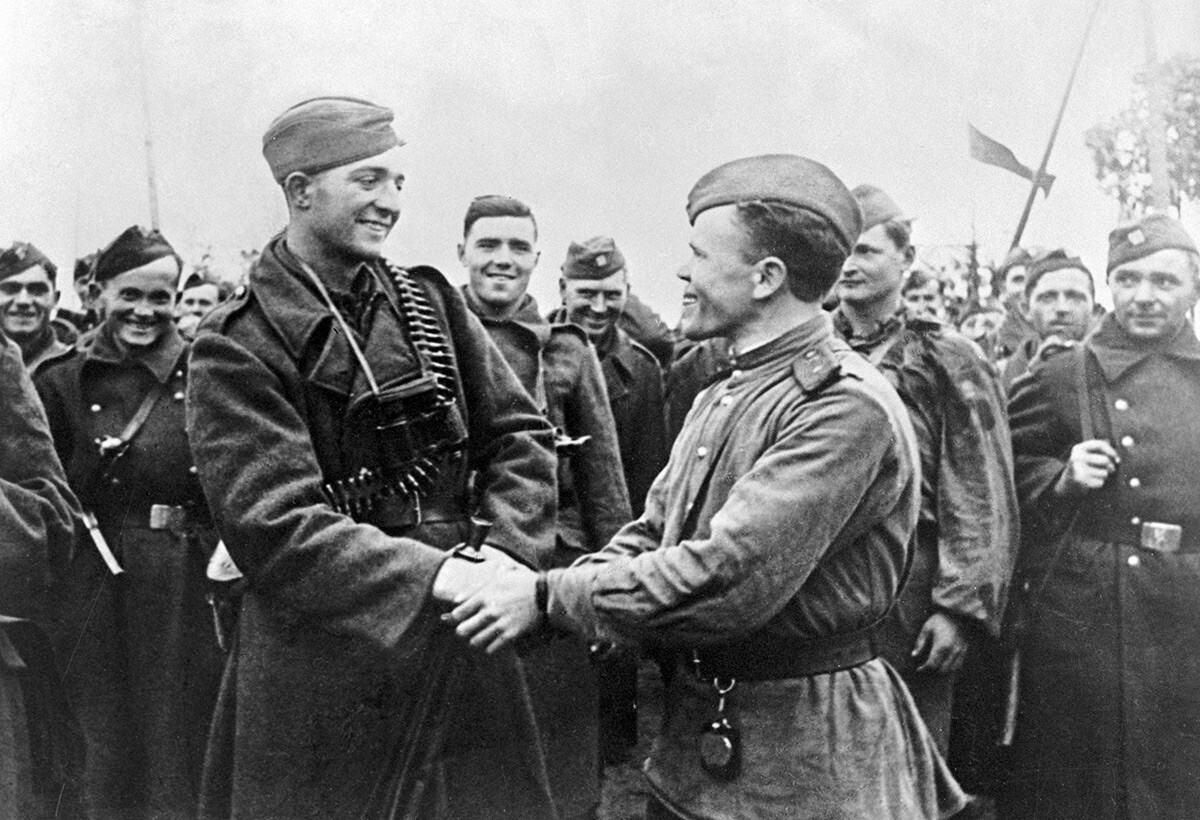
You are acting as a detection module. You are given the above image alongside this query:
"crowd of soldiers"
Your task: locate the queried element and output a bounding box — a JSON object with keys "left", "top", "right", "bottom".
{"left": 1, "top": 95, "right": 1198, "bottom": 820}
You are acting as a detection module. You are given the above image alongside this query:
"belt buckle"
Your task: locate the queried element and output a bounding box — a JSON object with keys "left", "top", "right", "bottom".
{"left": 149, "top": 504, "right": 186, "bottom": 531}
{"left": 1140, "top": 521, "right": 1182, "bottom": 553}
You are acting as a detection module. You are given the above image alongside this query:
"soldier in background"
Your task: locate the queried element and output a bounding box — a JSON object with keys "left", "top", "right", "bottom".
{"left": 459, "top": 194, "right": 630, "bottom": 818}
{"left": 0, "top": 243, "right": 71, "bottom": 373}
{"left": 833, "top": 183, "right": 1018, "bottom": 757}
{"left": 175, "top": 270, "right": 231, "bottom": 340}
{"left": 57, "top": 254, "right": 101, "bottom": 337}
{"left": 993, "top": 247, "right": 1038, "bottom": 364}
{"left": 35, "top": 226, "right": 223, "bottom": 819}
{"left": 1004, "top": 214, "right": 1200, "bottom": 819}
{"left": 901, "top": 267, "right": 948, "bottom": 322}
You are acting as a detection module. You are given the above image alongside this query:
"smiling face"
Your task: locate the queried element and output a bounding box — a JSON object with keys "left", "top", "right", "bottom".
{"left": 295, "top": 145, "right": 406, "bottom": 266}
{"left": 677, "top": 205, "right": 757, "bottom": 342}
{"left": 459, "top": 215, "right": 540, "bottom": 318}
{"left": 97, "top": 255, "right": 180, "bottom": 351}
{"left": 1108, "top": 248, "right": 1199, "bottom": 344}
{"left": 0, "top": 265, "right": 58, "bottom": 342}
{"left": 560, "top": 269, "right": 629, "bottom": 342}
{"left": 1027, "top": 267, "right": 1094, "bottom": 342}
{"left": 837, "top": 223, "right": 910, "bottom": 309}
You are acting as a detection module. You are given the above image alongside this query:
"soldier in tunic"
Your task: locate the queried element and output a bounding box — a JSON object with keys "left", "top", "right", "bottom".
{"left": 35, "top": 225, "right": 224, "bottom": 819}
{"left": 458, "top": 194, "right": 630, "bottom": 818}
{"left": 185, "top": 97, "right": 559, "bottom": 820}
{"left": 0, "top": 243, "right": 71, "bottom": 373}
{"left": 1003, "top": 214, "right": 1200, "bottom": 819}
{"left": 445, "top": 154, "right": 967, "bottom": 820}
{"left": 832, "top": 184, "right": 1018, "bottom": 756}
{"left": 993, "top": 247, "right": 1039, "bottom": 366}
{"left": 548, "top": 236, "right": 670, "bottom": 762}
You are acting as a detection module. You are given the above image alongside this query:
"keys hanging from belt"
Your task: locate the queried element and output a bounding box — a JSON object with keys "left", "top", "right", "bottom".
{"left": 81, "top": 510, "right": 124, "bottom": 575}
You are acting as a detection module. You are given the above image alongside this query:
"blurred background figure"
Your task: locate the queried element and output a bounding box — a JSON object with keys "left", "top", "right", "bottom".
{"left": 902, "top": 267, "right": 949, "bottom": 321}
{"left": 0, "top": 242, "right": 71, "bottom": 373}
{"left": 174, "top": 270, "right": 231, "bottom": 340}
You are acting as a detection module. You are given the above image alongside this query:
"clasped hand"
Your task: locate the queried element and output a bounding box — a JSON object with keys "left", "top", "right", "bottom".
{"left": 430, "top": 546, "right": 542, "bottom": 654}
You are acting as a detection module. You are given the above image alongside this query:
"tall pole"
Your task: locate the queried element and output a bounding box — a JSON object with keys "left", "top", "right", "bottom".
{"left": 1010, "top": 0, "right": 1105, "bottom": 248}
{"left": 1141, "top": 0, "right": 1172, "bottom": 213}
{"left": 132, "top": 0, "right": 161, "bottom": 230}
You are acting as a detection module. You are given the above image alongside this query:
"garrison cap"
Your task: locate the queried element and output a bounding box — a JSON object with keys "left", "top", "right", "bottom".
{"left": 851, "top": 184, "right": 910, "bottom": 233}
{"left": 686, "top": 154, "right": 861, "bottom": 253}
{"left": 74, "top": 253, "right": 97, "bottom": 282}
{"left": 0, "top": 242, "right": 56, "bottom": 283}
{"left": 1025, "top": 249, "right": 1091, "bottom": 296}
{"left": 1107, "top": 213, "right": 1198, "bottom": 273}
{"left": 562, "top": 236, "right": 626, "bottom": 280}
{"left": 998, "top": 246, "right": 1034, "bottom": 278}
{"left": 94, "top": 226, "right": 179, "bottom": 283}
{"left": 262, "top": 96, "right": 402, "bottom": 183}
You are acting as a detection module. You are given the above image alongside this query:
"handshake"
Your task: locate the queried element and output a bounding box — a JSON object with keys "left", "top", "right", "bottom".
{"left": 431, "top": 542, "right": 546, "bottom": 655}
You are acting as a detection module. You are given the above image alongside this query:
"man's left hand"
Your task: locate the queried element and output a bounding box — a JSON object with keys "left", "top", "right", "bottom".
{"left": 444, "top": 567, "right": 541, "bottom": 655}
{"left": 912, "top": 611, "right": 971, "bottom": 674}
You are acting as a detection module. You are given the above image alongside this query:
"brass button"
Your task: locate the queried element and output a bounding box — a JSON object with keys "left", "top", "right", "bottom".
{"left": 1131, "top": 516, "right": 1141, "bottom": 526}
{"left": 697, "top": 446, "right": 709, "bottom": 459}
{"left": 188, "top": 465, "right": 199, "bottom": 475}
{"left": 90, "top": 403, "right": 102, "bottom": 413}
{"left": 1127, "top": 555, "right": 1141, "bottom": 568}
{"left": 719, "top": 395, "right": 733, "bottom": 406}
{"left": 1121, "top": 435, "right": 1134, "bottom": 447}
{"left": 173, "top": 391, "right": 185, "bottom": 401}
{"left": 1114, "top": 399, "right": 1129, "bottom": 411}
{"left": 1129, "top": 477, "right": 1141, "bottom": 488}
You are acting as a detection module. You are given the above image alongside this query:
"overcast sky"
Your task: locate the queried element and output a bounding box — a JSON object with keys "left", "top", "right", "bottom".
{"left": 3, "top": 0, "right": 1199, "bottom": 319}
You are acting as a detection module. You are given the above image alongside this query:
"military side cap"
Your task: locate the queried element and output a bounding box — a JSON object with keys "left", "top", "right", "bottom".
{"left": 74, "top": 252, "right": 97, "bottom": 282}
{"left": 263, "top": 96, "right": 401, "bottom": 183}
{"left": 1025, "top": 249, "right": 1091, "bottom": 295}
{"left": 93, "top": 226, "right": 178, "bottom": 283}
{"left": 686, "top": 154, "right": 861, "bottom": 253}
{"left": 562, "top": 236, "right": 626, "bottom": 280}
{"left": 1107, "top": 213, "right": 1198, "bottom": 272}
{"left": 0, "top": 241, "right": 55, "bottom": 283}
{"left": 851, "top": 184, "right": 909, "bottom": 232}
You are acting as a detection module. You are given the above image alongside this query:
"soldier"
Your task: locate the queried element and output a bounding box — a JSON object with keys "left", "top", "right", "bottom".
{"left": 175, "top": 270, "right": 231, "bottom": 340}
{"left": 446, "top": 154, "right": 967, "bottom": 820}
{"left": 1004, "top": 214, "right": 1200, "bottom": 819}
{"left": 458, "top": 194, "right": 631, "bottom": 818}
{"left": 185, "top": 97, "right": 559, "bottom": 820}
{"left": 0, "top": 334, "right": 83, "bottom": 818}
{"left": 832, "top": 184, "right": 1018, "bottom": 756}
{"left": 1000, "top": 249, "right": 1096, "bottom": 390}
{"left": 57, "top": 253, "right": 101, "bottom": 337}
{"left": 0, "top": 243, "right": 71, "bottom": 372}
{"left": 901, "top": 268, "right": 948, "bottom": 322}
{"left": 993, "top": 247, "right": 1038, "bottom": 364}
{"left": 549, "top": 236, "right": 670, "bottom": 762}
{"left": 35, "top": 225, "right": 224, "bottom": 819}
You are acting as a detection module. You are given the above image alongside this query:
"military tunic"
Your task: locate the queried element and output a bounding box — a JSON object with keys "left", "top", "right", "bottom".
{"left": 465, "top": 288, "right": 630, "bottom": 819}
{"left": 546, "top": 315, "right": 966, "bottom": 820}
{"left": 617, "top": 291, "right": 675, "bottom": 369}
{"left": 833, "top": 309, "right": 1018, "bottom": 751}
{"left": 187, "top": 236, "right": 559, "bottom": 820}
{"left": 1003, "top": 316, "right": 1200, "bottom": 819}
{"left": 17, "top": 324, "right": 70, "bottom": 376}
{"left": 35, "top": 322, "right": 223, "bottom": 820}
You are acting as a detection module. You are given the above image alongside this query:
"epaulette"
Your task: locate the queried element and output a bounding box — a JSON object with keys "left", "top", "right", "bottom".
{"left": 35, "top": 341, "right": 78, "bottom": 373}
{"left": 625, "top": 335, "right": 661, "bottom": 370}
{"left": 791, "top": 337, "right": 844, "bottom": 393}
{"left": 905, "top": 314, "right": 945, "bottom": 335}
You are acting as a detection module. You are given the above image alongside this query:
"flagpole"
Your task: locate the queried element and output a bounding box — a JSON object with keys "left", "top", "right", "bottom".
{"left": 133, "top": 0, "right": 161, "bottom": 230}
{"left": 1010, "top": 0, "right": 1105, "bottom": 248}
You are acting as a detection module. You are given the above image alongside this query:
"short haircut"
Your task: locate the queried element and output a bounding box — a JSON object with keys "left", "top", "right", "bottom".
{"left": 902, "top": 267, "right": 943, "bottom": 296}
{"left": 181, "top": 271, "right": 232, "bottom": 301}
{"left": 734, "top": 200, "right": 850, "bottom": 303}
{"left": 1025, "top": 261, "right": 1095, "bottom": 300}
{"left": 463, "top": 195, "right": 537, "bottom": 240}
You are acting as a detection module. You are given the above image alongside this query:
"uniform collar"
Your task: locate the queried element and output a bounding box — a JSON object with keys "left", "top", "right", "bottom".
{"left": 86, "top": 317, "right": 186, "bottom": 383}
{"left": 461, "top": 287, "right": 551, "bottom": 346}
{"left": 1087, "top": 313, "right": 1200, "bottom": 382}
{"left": 831, "top": 305, "right": 904, "bottom": 349}
{"left": 730, "top": 312, "right": 833, "bottom": 375}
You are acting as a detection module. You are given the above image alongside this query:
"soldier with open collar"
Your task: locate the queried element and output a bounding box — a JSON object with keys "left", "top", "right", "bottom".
{"left": 0, "top": 242, "right": 71, "bottom": 373}
{"left": 35, "top": 225, "right": 223, "bottom": 820}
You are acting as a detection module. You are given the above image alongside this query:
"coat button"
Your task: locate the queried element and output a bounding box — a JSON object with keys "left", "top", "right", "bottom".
{"left": 1127, "top": 555, "right": 1141, "bottom": 568}
{"left": 1131, "top": 516, "right": 1141, "bottom": 526}
{"left": 188, "top": 465, "right": 199, "bottom": 475}
{"left": 1129, "top": 477, "right": 1141, "bottom": 488}
{"left": 173, "top": 391, "right": 185, "bottom": 401}
{"left": 719, "top": 395, "right": 733, "bottom": 406}
{"left": 1121, "top": 435, "right": 1134, "bottom": 447}
{"left": 1114, "top": 399, "right": 1129, "bottom": 411}
{"left": 110, "top": 478, "right": 120, "bottom": 486}
{"left": 696, "top": 446, "right": 709, "bottom": 458}
{"left": 90, "top": 403, "right": 102, "bottom": 413}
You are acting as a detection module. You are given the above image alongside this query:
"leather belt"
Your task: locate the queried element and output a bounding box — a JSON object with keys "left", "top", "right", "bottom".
{"left": 691, "top": 626, "right": 881, "bottom": 682}
{"left": 1075, "top": 519, "right": 1197, "bottom": 554}
{"left": 97, "top": 503, "right": 212, "bottom": 532}
{"left": 366, "top": 492, "right": 468, "bottom": 532}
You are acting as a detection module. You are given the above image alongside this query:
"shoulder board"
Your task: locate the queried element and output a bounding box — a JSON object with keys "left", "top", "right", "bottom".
{"left": 624, "top": 335, "right": 661, "bottom": 369}
{"left": 547, "top": 322, "right": 590, "bottom": 346}
{"left": 35, "top": 342, "right": 79, "bottom": 372}
{"left": 906, "top": 314, "right": 944, "bottom": 333}
{"left": 791, "top": 337, "right": 844, "bottom": 393}
{"left": 201, "top": 285, "right": 253, "bottom": 333}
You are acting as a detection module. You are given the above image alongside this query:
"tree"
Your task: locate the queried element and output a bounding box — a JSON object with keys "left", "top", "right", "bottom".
{"left": 1086, "top": 54, "right": 1200, "bottom": 218}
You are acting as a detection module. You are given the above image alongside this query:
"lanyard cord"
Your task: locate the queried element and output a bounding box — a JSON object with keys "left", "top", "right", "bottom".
{"left": 295, "top": 257, "right": 382, "bottom": 397}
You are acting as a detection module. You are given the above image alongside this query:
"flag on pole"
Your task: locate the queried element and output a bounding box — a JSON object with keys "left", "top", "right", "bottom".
{"left": 969, "top": 124, "right": 1055, "bottom": 196}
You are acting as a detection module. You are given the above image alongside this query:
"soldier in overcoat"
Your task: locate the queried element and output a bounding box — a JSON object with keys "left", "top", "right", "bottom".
{"left": 1003, "top": 213, "right": 1200, "bottom": 819}
{"left": 185, "top": 97, "right": 559, "bottom": 820}
{"left": 35, "top": 226, "right": 224, "bottom": 819}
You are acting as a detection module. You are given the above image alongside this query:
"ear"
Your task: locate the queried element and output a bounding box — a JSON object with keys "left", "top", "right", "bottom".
{"left": 902, "top": 244, "right": 916, "bottom": 266}
{"left": 283, "top": 172, "right": 314, "bottom": 210}
{"left": 51, "top": 290, "right": 61, "bottom": 307}
{"left": 456, "top": 242, "right": 466, "bottom": 266}
{"left": 751, "top": 256, "right": 789, "bottom": 300}
{"left": 558, "top": 278, "right": 567, "bottom": 298}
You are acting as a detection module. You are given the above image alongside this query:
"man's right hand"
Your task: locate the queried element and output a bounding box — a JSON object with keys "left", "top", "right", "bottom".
{"left": 1054, "top": 439, "right": 1119, "bottom": 496}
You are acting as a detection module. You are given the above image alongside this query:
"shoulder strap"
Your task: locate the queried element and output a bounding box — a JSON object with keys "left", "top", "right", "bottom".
{"left": 867, "top": 332, "right": 902, "bottom": 367}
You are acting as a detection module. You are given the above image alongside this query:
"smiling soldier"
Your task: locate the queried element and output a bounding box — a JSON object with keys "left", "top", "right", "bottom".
{"left": 35, "top": 226, "right": 224, "bottom": 819}
{"left": 0, "top": 242, "right": 70, "bottom": 373}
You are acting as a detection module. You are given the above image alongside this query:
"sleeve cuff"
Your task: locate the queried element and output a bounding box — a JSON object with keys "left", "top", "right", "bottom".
{"left": 545, "top": 566, "right": 601, "bottom": 642}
